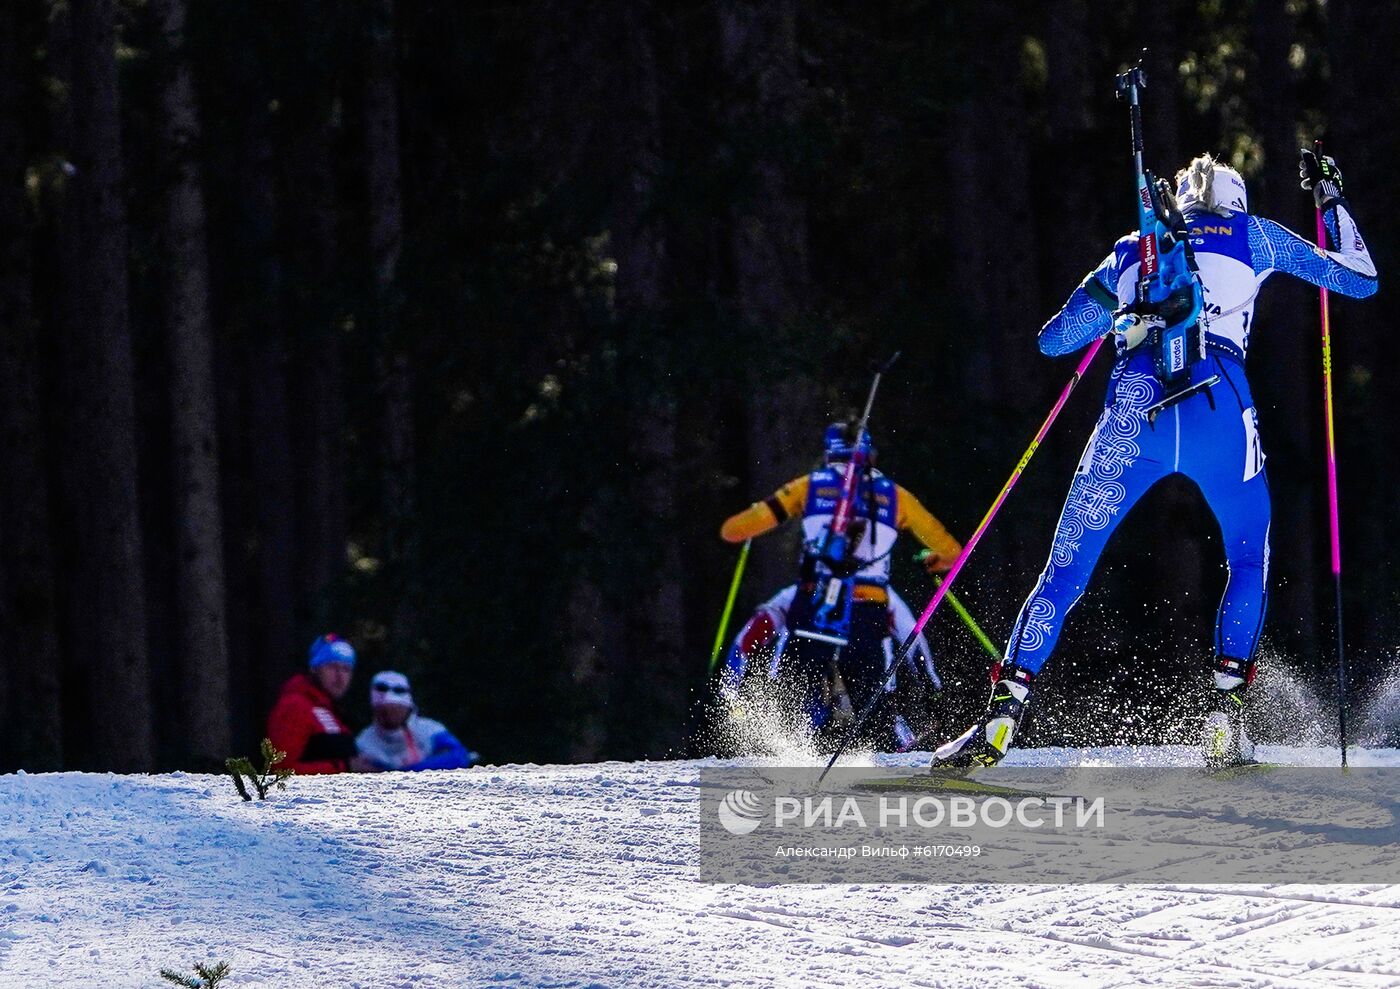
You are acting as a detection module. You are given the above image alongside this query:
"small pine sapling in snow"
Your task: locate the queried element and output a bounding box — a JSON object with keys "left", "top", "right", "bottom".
{"left": 158, "top": 959, "right": 231, "bottom": 987}
{"left": 225, "top": 738, "right": 294, "bottom": 801}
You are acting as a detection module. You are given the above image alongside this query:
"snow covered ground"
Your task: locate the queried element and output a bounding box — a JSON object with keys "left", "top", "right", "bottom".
{"left": 4, "top": 746, "right": 1400, "bottom": 988}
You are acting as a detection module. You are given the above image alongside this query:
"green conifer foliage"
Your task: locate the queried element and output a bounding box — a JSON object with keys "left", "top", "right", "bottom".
{"left": 158, "top": 959, "right": 231, "bottom": 988}
{"left": 224, "top": 738, "right": 294, "bottom": 801}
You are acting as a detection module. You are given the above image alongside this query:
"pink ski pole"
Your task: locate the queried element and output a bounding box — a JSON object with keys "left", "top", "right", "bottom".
{"left": 820, "top": 335, "right": 1108, "bottom": 781}
{"left": 1313, "top": 141, "right": 1349, "bottom": 768}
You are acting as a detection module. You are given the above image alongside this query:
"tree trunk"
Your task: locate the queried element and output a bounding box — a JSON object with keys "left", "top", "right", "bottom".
{"left": 364, "top": 0, "right": 419, "bottom": 654}
{"left": 607, "top": 2, "right": 687, "bottom": 757}
{"left": 239, "top": 111, "right": 298, "bottom": 710}
{"left": 248, "top": 334, "right": 298, "bottom": 701}
{"left": 151, "top": 0, "right": 232, "bottom": 767}
{"left": 564, "top": 577, "right": 612, "bottom": 761}
{"left": 513, "top": 2, "right": 620, "bottom": 760}
{"left": 282, "top": 0, "right": 346, "bottom": 635}
{"left": 202, "top": 11, "right": 300, "bottom": 737}
{"left": 0, "top": 0, "right": 64, "bottom": 770}
{"left": 719, "top": 0, "right": 818, "bottom": 597}
{"left": 50, "top": 0, "right": 153, "bottom": 770}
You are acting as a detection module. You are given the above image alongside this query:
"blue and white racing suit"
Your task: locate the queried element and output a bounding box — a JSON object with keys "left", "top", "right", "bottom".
{"left": 1007, "top": 200, "right": 1377, "bottom": 675}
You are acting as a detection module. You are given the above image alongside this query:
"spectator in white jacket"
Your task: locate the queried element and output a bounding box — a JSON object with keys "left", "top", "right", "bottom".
{"left": 355, "top": 671, "right": 478, "bottom": 771}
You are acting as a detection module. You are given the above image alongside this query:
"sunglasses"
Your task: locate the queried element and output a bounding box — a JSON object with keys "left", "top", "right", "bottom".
{"left": 372, "top": 683, "right": 410, "bottom": 695}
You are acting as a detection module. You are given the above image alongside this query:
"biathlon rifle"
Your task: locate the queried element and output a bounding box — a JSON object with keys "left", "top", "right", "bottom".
{"left": 1115, "top": 53, "right": 1211, "bottom": 419}
{"left": 794, "top": 352, "right": 900, "bottom": 648}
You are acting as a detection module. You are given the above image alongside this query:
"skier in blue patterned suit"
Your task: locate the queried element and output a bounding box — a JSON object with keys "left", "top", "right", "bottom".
{"left": 935, "top": 149, "right": 1376, "bottom": 769}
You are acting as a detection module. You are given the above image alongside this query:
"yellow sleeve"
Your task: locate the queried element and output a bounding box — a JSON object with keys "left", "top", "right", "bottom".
{"left": 896, "top": 485, "right": 962, "bottom": 560}
{"left": 720, "top": 475, "right": 809, "bottom": 543}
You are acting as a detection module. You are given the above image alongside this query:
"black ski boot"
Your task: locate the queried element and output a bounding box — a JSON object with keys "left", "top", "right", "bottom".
{"left": 1203, "top": 656, "right": 1257, "bottom": 769}
{"left": 933, "top": 664, "right": 1034, "bottom": 769}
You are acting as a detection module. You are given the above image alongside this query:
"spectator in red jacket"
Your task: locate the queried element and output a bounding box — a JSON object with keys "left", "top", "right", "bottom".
{"left": 266, "top": 634, "right": 382, "bottom": 774}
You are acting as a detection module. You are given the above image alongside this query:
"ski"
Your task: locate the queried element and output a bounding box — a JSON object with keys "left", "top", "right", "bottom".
{"left": 858, "top": 762, "right": 1282, "bottom": 797}
{"left": 1203, "top": 761, "right": 1279, "bottom": 780}
{"left": 852, "top": 770, "right": 1051, "bottom": 800}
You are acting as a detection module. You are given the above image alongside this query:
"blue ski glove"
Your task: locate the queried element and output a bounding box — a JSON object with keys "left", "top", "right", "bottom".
{"left": 1299, "top": 148, "right": 1345, "bottom": 210}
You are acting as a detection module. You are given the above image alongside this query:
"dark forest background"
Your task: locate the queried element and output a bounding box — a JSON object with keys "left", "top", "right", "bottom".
{"left": 1, "top": 0, "right": 1397, "bottom": 772}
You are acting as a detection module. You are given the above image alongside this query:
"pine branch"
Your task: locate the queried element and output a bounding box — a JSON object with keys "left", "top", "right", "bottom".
{"left": 252, "top": 738, "right": 293, "bottom": 798}
{"left": 195, "top": 961, "right": 231, "bottom": 985}
{"left": 158, "top": 959, "right": 230, "bottom": 987}
{"left": 159, "top": 971, "right": 201, "bottom": 989}
{"left": 224, "top": 739, "right": 293, "bottom": 801}
{"left": 224, "top": 757, "right": 253, "bottom": 801}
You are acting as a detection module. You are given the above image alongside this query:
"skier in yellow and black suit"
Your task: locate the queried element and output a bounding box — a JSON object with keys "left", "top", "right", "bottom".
{"left": 721, "top": 422, "right": 962, "bottom": 748}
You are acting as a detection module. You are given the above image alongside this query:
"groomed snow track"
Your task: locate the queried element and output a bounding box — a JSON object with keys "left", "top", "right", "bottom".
{"left": 3, "top": 746, "right": 1398, "bottom": 988}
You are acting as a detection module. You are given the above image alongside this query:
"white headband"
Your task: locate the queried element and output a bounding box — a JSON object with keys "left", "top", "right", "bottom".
{"left": 370, "top": 670, "right": 414, "bottom": 709}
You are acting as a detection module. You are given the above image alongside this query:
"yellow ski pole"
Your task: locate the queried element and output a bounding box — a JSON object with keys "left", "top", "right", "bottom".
{"left": 915, "top": 551, "right": 1000, "bottom": 661}
{"left": 940, "top": 579, "right": 1001, "bottom": 662}
{"left": 708, "top": 540, "right": 751, "bottom": 674}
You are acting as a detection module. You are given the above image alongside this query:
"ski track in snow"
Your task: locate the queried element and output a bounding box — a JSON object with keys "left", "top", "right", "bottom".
{"left": 2, "top": 746, "right": 1399, "bottom": 988}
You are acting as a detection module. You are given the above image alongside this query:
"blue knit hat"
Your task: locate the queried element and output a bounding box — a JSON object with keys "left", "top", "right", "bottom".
{"left": 308, "top": 633, "right": 356, "bottom": 669}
